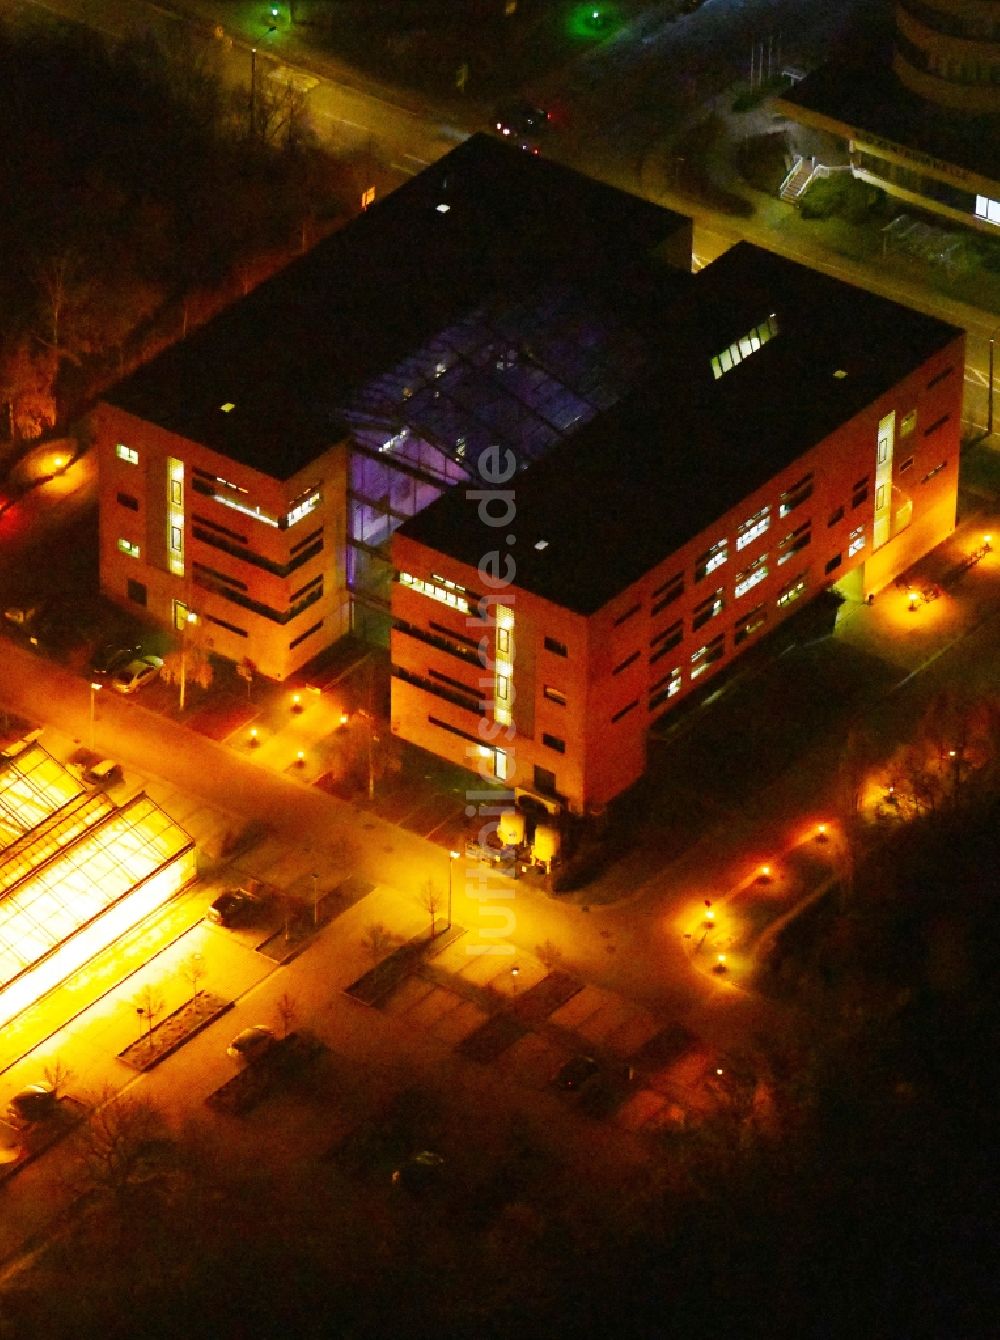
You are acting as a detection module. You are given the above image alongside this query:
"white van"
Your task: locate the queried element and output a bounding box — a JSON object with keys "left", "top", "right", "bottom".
{"left": 82, "top": 759, "right": 123, "bottom": 786}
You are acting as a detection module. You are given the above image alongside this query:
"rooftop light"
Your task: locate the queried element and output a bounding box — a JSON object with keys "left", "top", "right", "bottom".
{"left": 534, "top": 539, "right": 549, "bottom": 550}
{"left": 833, "top": 369, "right": 848, "bottom": 380}
{"left": 220, "top": 402, "right": 236, "bottom": 413}
{"left": 436, "top": 203, "right": 451, "bottom": 214}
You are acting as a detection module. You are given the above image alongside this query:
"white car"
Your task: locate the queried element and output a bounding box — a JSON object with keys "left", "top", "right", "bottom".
{"left": 226, "top": 1025, "right": 275, "bottom": 1063}
{"left": 111, "top": 655, "right": 163, "bottom": 694}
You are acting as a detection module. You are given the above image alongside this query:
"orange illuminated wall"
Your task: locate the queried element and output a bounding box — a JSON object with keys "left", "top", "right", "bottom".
{"left": 93, "top": 403, "right": 350, "bottom": 681}
{"left": 390, "top": 332, "right": 964, "bottom": 815}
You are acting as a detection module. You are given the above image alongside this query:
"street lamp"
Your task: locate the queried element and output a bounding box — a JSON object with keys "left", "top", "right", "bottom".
{"left": 89, "top": 680, "right": 102, "bottom": 751}
{"left": 447, "top": 849, "right": 460, "bottom": 931}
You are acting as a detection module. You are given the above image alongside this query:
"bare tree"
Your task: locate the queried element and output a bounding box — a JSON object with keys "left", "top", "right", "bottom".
{"left": 418, "top": 879, "right": 442, "bottom": 936}
{"left": 535, "top": 939, "right": 564, "bottom": 974}
{"left": 67, "top": 1089, "right": 172, "bottom": 1207}
{"left": 42, "top": 1058, "right": 74, "bottom": 1100}
{"left": 180, "top": 951, "right": 207, "bottom": 1005}
{"left": 362, "top": 922, "right": 392, "bottom": 973}
{"left": 133, "top": 983, "right": 164, "bottom": 1050}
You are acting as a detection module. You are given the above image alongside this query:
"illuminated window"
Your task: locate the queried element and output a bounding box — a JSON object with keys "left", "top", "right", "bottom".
{"left": 695, "top": 539, "right": 728, "bottom": 582}
{"left": 975, "top": 195, "right": 1000, "bottom": 225}
{"left": 690, "top": 634, "right": 724, "bottom": 679}
{"left": 116, "top": 443, "right": 138, "bottom": 465}
{"left": 875, "top": 485, "right": 886, "bottom": 511}
{"left": 901, "top": 410, "right": 917, "bottom": 437}
{"left": 734, "top": 553, "right": 768, "bottom": 600}
{"left": 285, "top": 490, "right": 321, "bottom": 529}
{"left": 777, "top": 574, "right": 807, "bottom": 607}
{"left": 117, "top": 538, "right": 140, "bottom": 559}
{"left": 167, "top": 457, "right": 185, "bottom": 577}
{"left": 848, "top": 525, "right": 866, "bottom": 557}
{"left": 543, "top": 685, "right": 566, "bottom": 706}
{"left": 734, "top": 603, "right": 766, "bottom": 644}
{"left": 494, "top": 604, "right": 514, "bottom": 727}
{"left": 495, "top": 749, "right": 510, "bottom": 782}
{"left": 736, "top": 506, "right": 769, "bottom": 551}
{"left": 649, "top": 666, "right": 682, "bottom": 709}
{"left": 779, "top": 473, "right": 813, "bottom": 517}
{"left": 398, "top": 571, "right": 472, "bottom": 616}
{"left": 692, "top": 589, "right": 724, "bottom": 631}
{"left": 711, "top": 314, "right": 778, "bottom": 379}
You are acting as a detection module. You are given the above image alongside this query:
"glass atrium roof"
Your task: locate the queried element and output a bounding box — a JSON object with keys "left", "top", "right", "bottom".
{"left": 342, "top": 284, "right": 648, "bottom": 478}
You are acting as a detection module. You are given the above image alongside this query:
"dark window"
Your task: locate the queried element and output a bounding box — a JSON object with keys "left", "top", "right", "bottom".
{"left": 779, "top": 473, "right": 814, "bottom": 517}
{"left": 429, "top": 667, "right": 482, "bottom": 700}
{"left": 692, "top": 590, "right": 724, "bottom": 631}
{"left": 192, "top": 561, "right": 248, "bottom": 592}
{"left": 116, "top": 491, "right": 139, "bottom": 511}
{"left": 825, "top": 553, "right": 842, "bottom": 574}
{"left": 126, "top": 579, "right": 146, "bottom": 607}
{"left": 192, "top": 477, "right": 214, "bottom": 496}
{"left": 927, "top": 364, "right": 954, "bottom": 389}
{"left": 921, "top": 460, "right": 947, "bottom": 484}
{"left": 651, "top": 572, "right": 684, "bottom": 614}
{"left": 827, "top": 505, "right": 844, "bottom": 527}
{"left": 923, "top": 414, "right": 950, "bottom": 437}
{"left": 204, "top": 612, "right": 247, "bottom": 638}
{"left": 542, "top": 732, "right": 566, "bottom": 754}
{"left": 777, "top": 521, "right": 811, "bottom": 565}
{"left": 429, "top": 715, "right": 480, "bottom": 746}
{"left": 192, "top": 513, "right": 248, "bottom": 545}
{"left": 544, "top": 636, "right": 568, "bottom": 657}
{"left": 650, "top": 621, "right": 683, "bottom": 664}
{"left": 289, "top": 620, "right": 323, "bottom": 650}
{"left": 611, "top": 699, "right": 639, "bottom": 724}
{"left": 429, "top": 620, "right": 479, "bottom": 651}
{"left": 734, "top": 604, "right": 767, "bottom": 645}
{"left": 613, "top": 602, "right": 641, "bottom": 627}
{"left": 543, "top": 685, "right": 566, "bottom": 706}
{"left": 395, "top": 620, "right": 480, "bottom": 668}
{"left": 851, "top": 487, "right": 868, "bottom": 509}
{"left": 852, "top": 475, "right": 869, "bottom": 491}
{"left": 899, "top": 456, "right": 914, "bottom": 474}
{"left": 534, "top": 765, "right": 557, "bottom": 795}
{"left": 612, "top": 650, "right": 640, "bottom": 676}
{"left": 290, "top": 574, "right": 323, "bottom": 602}
{"left": 290, "top": 526, "right": 323, "bottom": 555}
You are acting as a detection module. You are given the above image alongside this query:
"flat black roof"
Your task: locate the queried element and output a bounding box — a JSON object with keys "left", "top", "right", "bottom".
{"left": 400, "top": 244, "right": 962, "bottom": 614}
{"left": 779, "top": 33, "right": 1000, "bottom": 186}
{"left": 103, "top": 134, "right": 688, "bottom": 479}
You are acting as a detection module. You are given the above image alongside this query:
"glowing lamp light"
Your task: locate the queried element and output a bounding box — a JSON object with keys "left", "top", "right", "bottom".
{"left": 713, "top": 953, "right": 728, "bottom": 975}
{"left": 449, "top": 849, "right": 460, "bottom": 861}
{"left": 815, "top": 822, "right": 828, "bottom": 841}
{"left": 296, "top": 750, "right": 305, "bottom": 765}
{"left": 907, "top": 590, "right": 919, "bottom": 612}
{"left": 291, "top": 692, "right": 302, "bottom": 714}
{"left": 248, "top": 727, "right": 259, "bottom": 747}
{"left": 757, "top": 863, "right": 772, "bottom": 883}
{"left": 339, "top": 710, "right": 350, "bottom": 727}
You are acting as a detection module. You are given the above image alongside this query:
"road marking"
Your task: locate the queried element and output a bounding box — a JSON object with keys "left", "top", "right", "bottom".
{"left": 403, "top": 153, "right": 429, "bottom": 165}
{"left": 391, "top": 163, "right": 418, "bottom": 176}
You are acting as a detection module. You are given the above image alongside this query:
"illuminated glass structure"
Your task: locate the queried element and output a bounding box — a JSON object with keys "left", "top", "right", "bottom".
{"left": 0, "top": 740, "right": 195, "bottom": 1031}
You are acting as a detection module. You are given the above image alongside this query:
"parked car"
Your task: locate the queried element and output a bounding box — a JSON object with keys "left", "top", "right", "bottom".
{"left": 552, "top": 1054, "right": 601, "bottom": 1091}
{"left": 80, "top": 758, "right": 124, "bottom": 787}
{"left": 391, "top": 1149, "right": 446, "bottom": 1196}
{"left": 7, "top": 1083, "right": 58, "bottom": 1129}
{"left": 208, "top": 888, "right": 262, "bottom": 928}
{"left": 111, "top": 655, "right": 163, "bottom": 694}
{"left": 89, "top": 642, "right": 141, "bottom": 676}
{"left": 226, "top": 1025, "right": 275, "bottom": 1063}
{"left": 3, "top": 604, "right": 41, "bottom": 628}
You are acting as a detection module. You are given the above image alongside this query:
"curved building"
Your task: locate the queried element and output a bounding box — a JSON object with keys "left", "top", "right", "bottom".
{"left": 894, "top": 0, "right": 1000, "bottom": 114}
